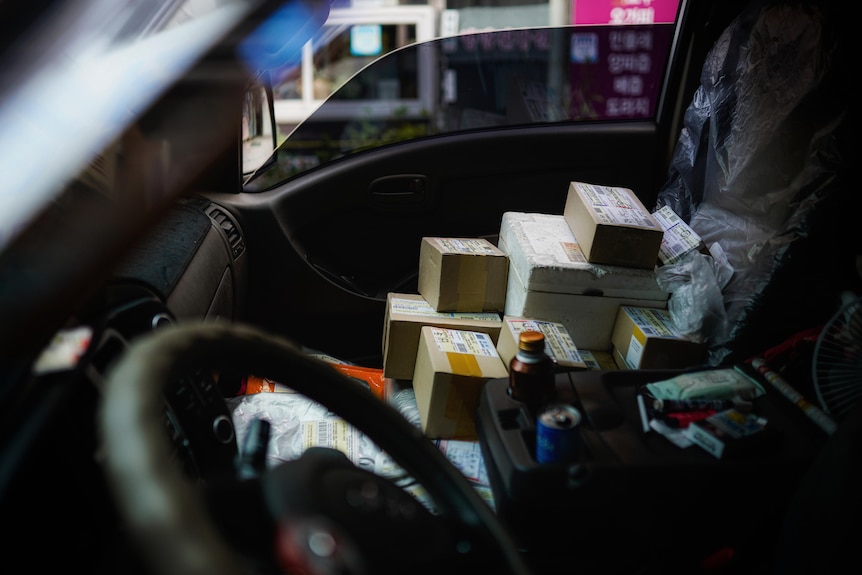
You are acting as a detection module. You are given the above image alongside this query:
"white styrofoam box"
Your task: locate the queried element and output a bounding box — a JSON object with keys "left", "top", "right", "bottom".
{"left": 498, "top": 212, "right": 666, "bottom": 300}
{"left": 504, "top": 260, "right": 666, "bottom": 351}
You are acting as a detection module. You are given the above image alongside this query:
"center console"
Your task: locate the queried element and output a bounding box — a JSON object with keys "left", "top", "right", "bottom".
{"left": 476, "top": 369, "right": 827, "bottom": 573}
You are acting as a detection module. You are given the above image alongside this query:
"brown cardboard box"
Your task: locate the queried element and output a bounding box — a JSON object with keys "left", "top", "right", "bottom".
{"left": 418, "top": 237, "right": 508, "bottom": 312}
{"left": 496, "top": 316, "right": 587, "bottom": 371}
{"left": 580, "top": 349, "right": 618, "bottom": 371}
{"left": 413, "top": 326, "right": 509, "bottom": 439}
{"left": 499, "top": 212, "right": 667, "bottom": 350}
{"left": 382, "top": 293, "right": 502, "bottom": 380}
{"left": 563, "top": 182, "right": 663, "bottom": 269}
{"left": 611, "top": 306, "right": 704, "bottom": 370}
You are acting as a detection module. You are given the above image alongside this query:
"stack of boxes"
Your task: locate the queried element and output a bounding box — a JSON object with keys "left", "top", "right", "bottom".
{"left": 382, "top": 292, "right": 503, "bottom": 381}
{"left": 386, "top": 237, "right": 511, "bottom": 440}
{"left": 381, "top": 181, "right": 706, "bottom": 440}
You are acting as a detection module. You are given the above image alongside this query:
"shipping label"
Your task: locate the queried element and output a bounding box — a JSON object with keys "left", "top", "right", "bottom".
{"left": 506, "top": 319, "right": 582, "bottom": 363}
{"left": 518, "top": 217, "right": 579, "bottom": 263}
{"left": 561, "top": 241, "right": 588, "bottom": 263}
{"left": 625, "top": 333, "right": 645, "bottom": 369}
{"left": 302, "top": 419, "right": 358, "bottom": 458}
{"left": 433, "top": 237, "right": 500, "bottom": 255}
{"left": 577, "top": 182, "right": 659, "bottom": 228}
{"left": 435, "top": 439, "right": 489, "bottom": 485}
{"left": 432, "top": 327, "right": 498, "bottom": 357}
{"left": 653, "top": 205, "right": 702, "bottom": 264}
{"left": 391, "top": 297, "right": 499, "bottom": 321}
{"left": 626, "top": 306, "right": 676, "bottom": 337}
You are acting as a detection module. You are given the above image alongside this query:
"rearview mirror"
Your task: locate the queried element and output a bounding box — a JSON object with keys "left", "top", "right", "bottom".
{"left": 242, "top": 72, "right": 277, "bottom": 175}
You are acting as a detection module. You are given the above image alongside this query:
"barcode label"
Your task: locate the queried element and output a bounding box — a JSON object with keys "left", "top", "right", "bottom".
{"left": 433, "top": 238, "right": 499, "bottom": 255}
{"left": 390, "top": 297, "right": 499, "bottom": 321}
{"left": 574, "top": 182, "right": 658, "bottom": 229}
{"left": 431, "top": 327, "right": 498, "bottom": 357}
{"left": 302, "top": 419, "right": 354, "bottom": 455}
{"left": 626, "top": 306, "right": 675, "bottom": 337}
{"left": 653, "top": 205, "right": 702, "bottom": 264}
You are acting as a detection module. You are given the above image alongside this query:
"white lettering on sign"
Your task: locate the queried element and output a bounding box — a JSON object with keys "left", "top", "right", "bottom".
{"left": 450, "top": 28, "right": 551, "bottom": 54}
{"left": 609, "top": 7, "right": 656, "bottom": 25}
{"left": 613, "top": 75, "right": 644, "bottom": 96}
{"left": 609, "top": 30, "right": 654, "bottom": 52}
{"left": 608, "top": 52, "right": 652, "bottom": 74}
{"left": 606, "top": 97, "right": 651, "bottom": 116}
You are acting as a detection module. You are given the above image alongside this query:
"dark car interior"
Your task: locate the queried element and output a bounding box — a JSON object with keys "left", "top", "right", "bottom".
{"left": 1, "top": 0, "right": 858, "bottom": 574}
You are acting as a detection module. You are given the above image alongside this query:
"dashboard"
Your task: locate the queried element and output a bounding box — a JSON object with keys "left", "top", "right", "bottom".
{"left": 0, "top": 196, "right": 249, "bottom": 573}
{"left": 82, "top": 195, "right": 250, "bottom": 478}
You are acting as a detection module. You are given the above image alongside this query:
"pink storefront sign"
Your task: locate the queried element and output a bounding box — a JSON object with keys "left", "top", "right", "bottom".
{"left": 572, "top": 0, "right": 680, "bottom": 25}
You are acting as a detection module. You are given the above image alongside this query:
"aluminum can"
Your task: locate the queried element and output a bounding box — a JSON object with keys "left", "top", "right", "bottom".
{"left": 536, "top": 403, "right": 581, "bottom": 464}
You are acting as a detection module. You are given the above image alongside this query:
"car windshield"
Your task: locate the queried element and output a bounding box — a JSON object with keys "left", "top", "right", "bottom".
{"left": 244, "top": 6, "right": 679, "bottom": 191}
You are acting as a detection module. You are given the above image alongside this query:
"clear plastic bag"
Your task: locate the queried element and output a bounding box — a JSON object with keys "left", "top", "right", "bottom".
{"left": 654, "top": 0, "right": 854, "bottom": 364}
{"left": 656, "top": 246, "right": 732, "bottom": 346}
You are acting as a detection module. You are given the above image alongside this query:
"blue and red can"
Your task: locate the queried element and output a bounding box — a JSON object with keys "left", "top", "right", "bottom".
{"left": 536, "top": 403, "right": 582, "bottom": 464}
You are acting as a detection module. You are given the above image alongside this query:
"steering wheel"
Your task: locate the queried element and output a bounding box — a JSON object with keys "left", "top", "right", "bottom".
{"left": 99, "top": 321, "right": 532, "bottom": 575}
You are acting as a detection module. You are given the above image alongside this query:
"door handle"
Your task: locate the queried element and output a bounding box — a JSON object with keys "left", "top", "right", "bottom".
{"left": 368, "top": 174, "right": 427, "bottom": 206}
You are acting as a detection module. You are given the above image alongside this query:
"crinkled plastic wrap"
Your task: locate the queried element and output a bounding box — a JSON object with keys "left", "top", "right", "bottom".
{"left": 655, "top": 0, "right": 855, "bottom": 365}
{"left": 227, "top": 393, "right": 398, "bottom": 475}
{"left": 226, "top": 383, "right": 495, "bottom": 509}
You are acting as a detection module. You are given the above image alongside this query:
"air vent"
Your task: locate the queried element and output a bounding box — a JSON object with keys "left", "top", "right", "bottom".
{"left": 207, "top": 206, "right": 245, "bottom": 259}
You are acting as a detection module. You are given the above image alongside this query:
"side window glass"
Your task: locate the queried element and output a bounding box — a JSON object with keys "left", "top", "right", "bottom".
{"left": 244, "top": 2, "right": 682, "bottom": 192}
{"left": 271, "top": 6, "right": 436, "bottom": 132}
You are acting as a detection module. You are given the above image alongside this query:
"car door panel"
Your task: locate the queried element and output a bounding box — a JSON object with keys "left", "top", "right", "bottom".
{"left": 210, "top": 121, "right": 660, "bottom": 363}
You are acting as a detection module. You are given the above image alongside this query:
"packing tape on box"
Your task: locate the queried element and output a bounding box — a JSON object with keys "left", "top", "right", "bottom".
{"left": 445, "top": 352, "right": 483, "bottom": 377}
{"left": 456, "top": 257, "right": 487, "bottom": 312}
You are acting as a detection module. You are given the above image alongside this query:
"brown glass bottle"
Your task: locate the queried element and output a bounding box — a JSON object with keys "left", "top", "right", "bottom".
{"left": 508, "top": 330, "right": 556, "bottom": 411}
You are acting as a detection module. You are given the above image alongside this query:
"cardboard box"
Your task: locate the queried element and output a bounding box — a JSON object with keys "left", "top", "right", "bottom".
{"left": 563, "top": 181, "right": 663, "bottom": 269}
{"left": 612, "top": 346, "right": 630, "bottom": 371}
{"left": 382, "top": 293, "right": 502, "bottom": 380}
{"left": 412, "top": 326, "right": 509, "bottom": 439}
{"left": 652, "top": 205, "right": 709, "bottom": 266}
{"left": 611, "top": 306, "right": 704, "bottom": 370}
{"left": 580, "top": 349, "right": 618, "bottom": 371}
{"left": 418, "top": 237, "right": 508, "bottom": 312}
{"left": 496, "top": 316, "right": 587, "bottom": 371}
